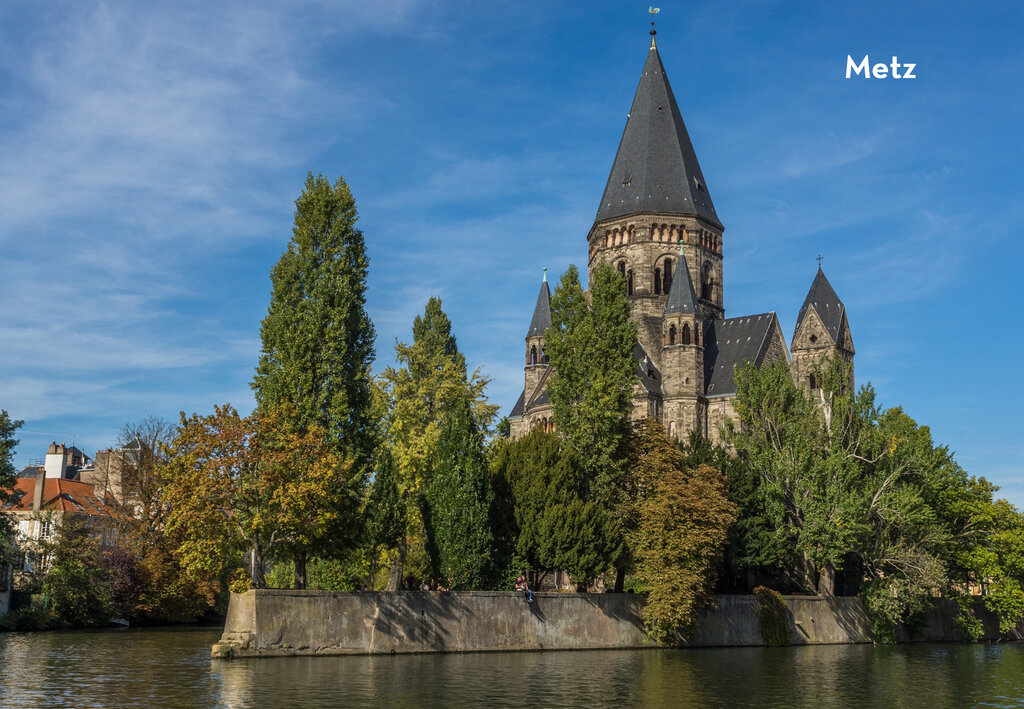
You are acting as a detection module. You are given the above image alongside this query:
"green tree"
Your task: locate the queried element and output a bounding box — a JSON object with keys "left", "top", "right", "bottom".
{"left": 252, "top": 172, "right": 376, "bottom": 587}
{"left": 546, "top": 264, "right": 636, "bottom": 502}
{"left": 364, "top": 448, "right": 404, "bottom": 590}
{"left": 424, "top": 401, "right": 494, "bottom": 589}
{"left": 544, "top": 263, "right": 636, "bottom": 588}
{"left": 381, "top": 297, "right": 498, "bottom": 588}
{"left": 1, "top": 410, "right": 22, "bottom": 539}
{"left": 41, "top": 516, "right": 113, "bottom": 627}
{"left": 490, "top": 429, "right": 621, "bottom": 590}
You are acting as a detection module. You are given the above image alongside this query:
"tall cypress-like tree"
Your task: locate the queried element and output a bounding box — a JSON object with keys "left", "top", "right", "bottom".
{"left": 544, "top": 263, "right": 636, "bottom": 587}
{"left": 252, "top": 173, "right": 376, "bottom": 587}
{"left": 424, "top": 400, "right": 493, "bottom": 589}
{"left": 381, "top": 297, "right": 497, "bottom": 589}
{"left": 546, "top": 263, "right": 636, "bottom": 500}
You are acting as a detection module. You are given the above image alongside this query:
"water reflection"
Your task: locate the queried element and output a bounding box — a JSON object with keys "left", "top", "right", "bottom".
{"left": 2, "top": 628, "right": 1023, "bottom": 707}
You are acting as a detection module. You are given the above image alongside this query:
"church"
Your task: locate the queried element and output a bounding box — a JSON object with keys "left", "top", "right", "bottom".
{"left": 509, "top": 30, "right": 856, "bottom": 443}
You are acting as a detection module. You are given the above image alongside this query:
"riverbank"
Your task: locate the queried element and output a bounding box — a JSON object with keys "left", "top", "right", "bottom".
{"left": 211, "top": 590, "right": 1024, "bottom": 658}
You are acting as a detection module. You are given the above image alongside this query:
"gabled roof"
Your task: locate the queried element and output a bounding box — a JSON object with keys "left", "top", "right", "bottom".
{"left": 794, "top": 268, "right": 845, "bottom": 341}
{"left": 704, "top": 313, "right": 781, "bottom": 397}
{"left": 6, "top": 477, "right": 118, "bottom": 518}
{"left": 635, "top": 343, "right": 663, "bottom": 395}
{"left": 594, "top": 44, "right": 721, "bottom": 228}
{"left": 527, "top": 279, "right": 552, "bottom": 338}
{"left": 663, "top": 247, "right": 702, "bottom": 317}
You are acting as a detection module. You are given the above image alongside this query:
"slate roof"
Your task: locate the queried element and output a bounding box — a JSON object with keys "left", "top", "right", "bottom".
{"left": 527, "top": 279, "right": 552, "bottom": 338}
{"left": 704, "top": 313, "right": 779, "bottom": 397}
{"left": 18, "top": 465, "right": 43, "bottom": 479}
{"left": 663, "top": 248, "right": 702, "bottom": 317}
{"left": 510, "top": 390, "right": 526, "bottom": 417}
{"left": 594, "top": 45, "right": 721, "bottom": 228}
{"left": 794, "top": 268, "right": 845, "bottom": 341}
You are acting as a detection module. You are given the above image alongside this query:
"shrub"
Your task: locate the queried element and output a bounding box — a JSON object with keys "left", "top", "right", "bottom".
{"left": 754, "top": 586, "right": 790, "bottom": 646}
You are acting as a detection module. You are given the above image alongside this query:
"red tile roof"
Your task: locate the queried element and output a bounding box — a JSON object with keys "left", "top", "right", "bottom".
{"left": 9, "top": 477, "right": 119, "bottom": 519}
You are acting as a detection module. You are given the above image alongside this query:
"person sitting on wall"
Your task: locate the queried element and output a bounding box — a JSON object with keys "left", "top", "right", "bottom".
{"left": 419, "top": 579, "right": 431, "bottom": 591}
{"left": 515, "top": 575, "right": 534, "bottom": 603}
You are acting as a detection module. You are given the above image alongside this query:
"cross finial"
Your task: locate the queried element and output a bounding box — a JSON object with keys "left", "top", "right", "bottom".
{"left": 542, "top": 266, "right": 547, "bottom": 283}
{"left": 816, "top": 254, "right": 824, "bottom": 269}
{"left": 649, "top": 7, "right": 660, "bottom": 48}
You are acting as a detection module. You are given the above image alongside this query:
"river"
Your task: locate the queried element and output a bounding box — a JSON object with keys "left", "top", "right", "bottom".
{"left": 2, "top": 627, "right": 1024, "bottom": 707}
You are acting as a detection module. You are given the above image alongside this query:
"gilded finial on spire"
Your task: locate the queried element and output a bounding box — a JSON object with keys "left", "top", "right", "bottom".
{"left": 542, "top": 266, "right": 547, "bottom": 283}
{"left": 649, "top": 7, "right": 660, "bottom": 49}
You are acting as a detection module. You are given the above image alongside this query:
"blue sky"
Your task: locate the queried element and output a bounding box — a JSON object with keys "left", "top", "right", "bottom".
{"left": 1, "top": 1, "right": 1022, "bottom": 503}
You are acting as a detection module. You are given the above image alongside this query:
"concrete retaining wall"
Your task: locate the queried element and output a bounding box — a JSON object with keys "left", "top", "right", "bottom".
{"left": 212, "top": 590, "right": 1023, "bottom": 658}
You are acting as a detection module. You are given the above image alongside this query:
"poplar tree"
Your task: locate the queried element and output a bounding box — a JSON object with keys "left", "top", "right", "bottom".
{"left": 252, "top": 173, "right": 376, "bottom": 587}
{"left": 381, "top": 297, "right": 497, "bottom": 588}
{"left": 544, "top": 263, "right": 636, "bottom": 586}
{"left": 424, "top": 400, "right": 493, "bottom": 589}
{"left": 545, "top": 263, "right": 636, "bottom": 501}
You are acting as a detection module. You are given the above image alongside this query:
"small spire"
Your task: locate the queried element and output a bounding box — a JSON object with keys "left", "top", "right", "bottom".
{"left": 542, "top": 266, "right": 547, "bottom": 283}
{"left": 649, "top": 7, "right": 660, "bottom": 49}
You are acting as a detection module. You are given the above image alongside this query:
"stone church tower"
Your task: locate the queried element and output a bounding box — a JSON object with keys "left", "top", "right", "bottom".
{"left": 509, "top": 32, "right": 853, "bottom": 442}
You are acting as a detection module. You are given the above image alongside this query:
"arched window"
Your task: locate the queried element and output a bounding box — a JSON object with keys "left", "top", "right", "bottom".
{"left": 627, "top": 269, "right": 634, "bottom": 295}
{"left": 541, "top": 347, "right": 548, "bottom": 364}
{"left": 530, "top": 345, "right": 537, "bottom": 365}
{"left": 694, "top": 327, "right": 700, "bottom": 346}
{"left": 701, "top": 262, "right": 712, "bottom": 300}
{"left": 668, "top": 324, "right": 677, "bottom": 345}
{"left": 653, "top": 268, "right": 662, "bottom": 295}
{"left": 682, "top": 323, "right": 691, "bottom": 345}
{"left": 663, "top": 259, "right": 673, "bottom": 294}
{"left": 808, "top": 374, "right": 817, "bottom": 390}
{"left": 617, "top": 261, "right": 626, "bottom": 278}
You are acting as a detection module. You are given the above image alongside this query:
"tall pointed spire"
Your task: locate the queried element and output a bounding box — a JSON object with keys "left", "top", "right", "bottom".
{"left": 527, "top": 271, "right": 552, "bottom": 337}
{"left": 664, "top": 243, "right": 702, "bottom": 317}
{"left": 794, "top": 267, "right": 845, "bottom": 341}
{"left": 594, "top": 38, "right": 721, "bottom": 228}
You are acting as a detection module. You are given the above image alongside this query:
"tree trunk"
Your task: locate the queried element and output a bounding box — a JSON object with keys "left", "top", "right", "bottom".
{"left": 794, "top": 553, "right": 817, "bottom": 593}
{"left": 613, "top": 568, "right": 626, "bottom": 593}
{"left": 294, "top": 547, "right": 307, "bottom": 590}
{"left": 385, "top": 538, "right": 407, "bottom": 591}
{"left": 817, "top": 561, "right": 836, "bottom": 597}
{"left": 250, "top": 542, "right": 266, "bottom": 589}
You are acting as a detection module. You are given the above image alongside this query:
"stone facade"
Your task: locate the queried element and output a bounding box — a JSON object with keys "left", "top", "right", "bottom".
{"left": 508, "top": 39, "right": 853, "bottom": 443}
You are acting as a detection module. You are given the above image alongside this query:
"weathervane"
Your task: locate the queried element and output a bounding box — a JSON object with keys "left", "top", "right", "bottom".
{"left": 649, "top": 7, "right": 660, "bottom": 48}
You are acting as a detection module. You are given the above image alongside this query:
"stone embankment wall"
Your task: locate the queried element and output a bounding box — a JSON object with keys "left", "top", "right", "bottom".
{"left": 211, "top": 590, "right": 1023, "bottom": 658}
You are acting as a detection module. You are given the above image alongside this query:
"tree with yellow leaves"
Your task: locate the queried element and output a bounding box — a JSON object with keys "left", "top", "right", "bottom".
{"left": 162, "top": 403, "right": 352, "bottom": 591}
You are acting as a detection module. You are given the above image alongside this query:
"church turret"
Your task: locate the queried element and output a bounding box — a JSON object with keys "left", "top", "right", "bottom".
{"left": 660, "top": 244, "right": 706, "bottom": 439}
{"left": 791, "top": 265, "right": 855, "bottom": 392}
{"left": 586, "top": 34, "right": 725, "bottom": 366}
{"left": 524, "top": 269, "right": 552, "bottom": 403}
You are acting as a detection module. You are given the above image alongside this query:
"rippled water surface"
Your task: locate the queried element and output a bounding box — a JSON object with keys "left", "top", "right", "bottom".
{"left": 3, "top": 627, "right": 1024, "bottom": 707}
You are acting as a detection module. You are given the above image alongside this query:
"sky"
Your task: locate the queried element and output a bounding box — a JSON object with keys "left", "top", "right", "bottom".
{"left": 1, "top": 1, "right": 1022, "bottom": 503}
